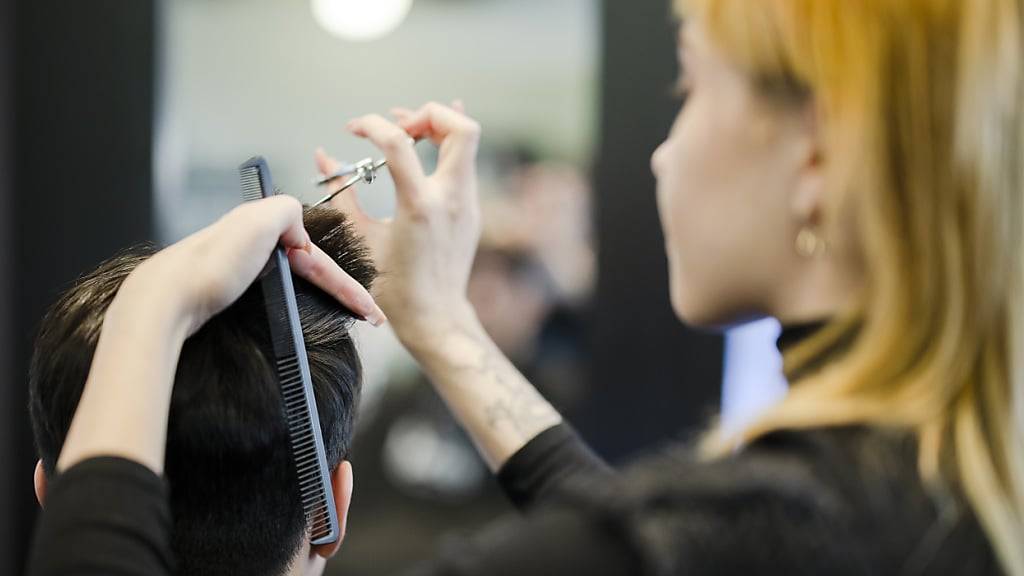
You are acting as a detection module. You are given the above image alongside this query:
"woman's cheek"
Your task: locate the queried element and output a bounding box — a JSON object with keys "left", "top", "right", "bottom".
{"left": 669, "top": 138, "right": 721, "bottom": 319}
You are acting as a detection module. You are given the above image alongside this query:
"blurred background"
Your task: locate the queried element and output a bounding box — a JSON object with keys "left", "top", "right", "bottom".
{"left": 0, "top": 0, "right": 786, "bottom": 573}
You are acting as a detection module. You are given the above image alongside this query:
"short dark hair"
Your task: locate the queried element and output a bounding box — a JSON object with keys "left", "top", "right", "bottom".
{"left": 28, "top": 205, "right": 376, "bottom": 576}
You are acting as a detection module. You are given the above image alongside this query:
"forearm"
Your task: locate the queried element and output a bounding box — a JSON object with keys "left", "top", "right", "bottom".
{"left": 400, "top": 307, "right": 563, "bottom": 472}
{"left": 28, "top": 458, "right": 175, "bottom": 576}
{"left": 56, "top": 268, "right": 190, "bottom": 475}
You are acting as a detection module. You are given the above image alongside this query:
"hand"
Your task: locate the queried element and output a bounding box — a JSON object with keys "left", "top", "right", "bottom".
{"left": 126, "top": 194, "right": 386, "bottom": 338}
{"left": 316, "top": 101, "right": 482, "bottom": 346}
{"left": 56, "top": 195, "right": 385, "bottom": 474}
{"left": 318, "top": 104, "right": 563, "bottom": 472}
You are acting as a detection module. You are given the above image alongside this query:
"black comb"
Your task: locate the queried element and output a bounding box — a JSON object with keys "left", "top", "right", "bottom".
{"left": 239, "top": 156, "right": 340, "bottom": 545}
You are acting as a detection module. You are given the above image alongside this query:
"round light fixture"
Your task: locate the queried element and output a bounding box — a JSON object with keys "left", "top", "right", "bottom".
{"left": 311, "top": 0, "right": 414, "bottom": 42}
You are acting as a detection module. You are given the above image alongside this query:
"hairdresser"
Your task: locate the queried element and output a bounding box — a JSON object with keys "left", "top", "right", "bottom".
{"left": 319, "top": 0, "right": 1022, "bottom": 572}
{"left": 26, "top": 0, "right": 1024, "bottom": 574}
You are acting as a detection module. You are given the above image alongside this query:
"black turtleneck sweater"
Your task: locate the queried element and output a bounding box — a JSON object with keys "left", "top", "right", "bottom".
{"left": 28, "top": 325, "right": 1001, "bottom": 575}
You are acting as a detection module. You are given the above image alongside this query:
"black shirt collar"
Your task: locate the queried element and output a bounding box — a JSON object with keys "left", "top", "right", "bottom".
{"left": 776, "top": 318, "right": 856, "bottom": 383}
{"left": 776, "top": 319, "right": 829, "bottom": 356}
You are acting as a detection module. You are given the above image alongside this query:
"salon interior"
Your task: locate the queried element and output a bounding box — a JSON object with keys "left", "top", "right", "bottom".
{"left": 0, "top": 1, "right": 787, "bottom": 573}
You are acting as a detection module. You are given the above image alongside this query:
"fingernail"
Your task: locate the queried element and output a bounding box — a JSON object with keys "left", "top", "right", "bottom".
{"left": 367, "top": 306, "right": 387, "bottom": 327}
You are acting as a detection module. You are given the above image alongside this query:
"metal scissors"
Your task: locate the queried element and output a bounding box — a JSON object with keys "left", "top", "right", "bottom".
{"left": 311, "top": 138, "right": 419, "bottom": 207}
{"left": 311, "top": 157, "right": 387, "bottom": 207}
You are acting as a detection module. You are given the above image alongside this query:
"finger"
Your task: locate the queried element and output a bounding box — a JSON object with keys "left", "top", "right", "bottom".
{"left": 288, "top": 242, "right": 387, "bottom": 326}
{"left": 346, "top": 114, "right": 427, "bottom": 208}
{"left": 314, "top": 147, "right": 363, "bottom": 192}
{"left": 389, "top": 106, "right": 414, "bottom": 119}
{"left": 394, "top": 101, "right": 480, "bottom": 177}
{"left": 385, "top": 110, "right": 428, "bottom": 150}
{"left": 227, "top": 194, "right": 309, "bottom": 254}
{"left": 315, "top": 146, "right": 342, "bottom": 175}
{"left": 266, "top": 195, "right": 311, "bottom": 252}
{"left": 392, "top": 104, "right": 444, "bottom": 146}
{"left": 209, "top": 196, "right": 310, "bottom": 298}
{"left": 451, "top": 99, "right": 465, "bottom": 114}
{"left": 315, "top": 148, "right": 368, "bottom": 222}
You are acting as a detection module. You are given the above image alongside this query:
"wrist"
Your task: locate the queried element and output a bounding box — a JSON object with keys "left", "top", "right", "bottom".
{"left": 55, "top": 262, "right": 192, "bottom": 474}
{"left": 108, "top": 261, "right": 194, "bottom": 344}
{"left": 394, "top": 301, "right": 485, "bottom": 363}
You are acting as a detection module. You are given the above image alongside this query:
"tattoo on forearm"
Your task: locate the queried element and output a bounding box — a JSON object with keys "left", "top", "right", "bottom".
{"left": 440, "top": 324, "right": 560, "bottom": 441}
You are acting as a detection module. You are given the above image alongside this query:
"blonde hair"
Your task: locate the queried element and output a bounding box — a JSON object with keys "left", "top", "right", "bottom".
{"left": 678, "top": 0, "right": 1024, "bottom": 573}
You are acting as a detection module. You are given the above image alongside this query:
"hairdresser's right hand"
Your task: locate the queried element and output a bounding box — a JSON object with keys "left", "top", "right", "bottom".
{"left": 317, "top": 101, "right": 482, "bottom": 347}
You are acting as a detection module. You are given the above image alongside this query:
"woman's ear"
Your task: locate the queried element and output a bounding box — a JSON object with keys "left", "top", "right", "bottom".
{"left": 789, "top": 101, "right": 825, "bottom": 226}
{"left": 310, "top": 460, "right": 353, "bottom": 560}
{"left": 34, "top": 460, "right": 47, "bottom": 508}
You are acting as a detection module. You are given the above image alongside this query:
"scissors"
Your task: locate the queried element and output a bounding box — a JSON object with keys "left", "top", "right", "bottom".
{"left": 311, "top": 138, "right": 419, "bottom": 207}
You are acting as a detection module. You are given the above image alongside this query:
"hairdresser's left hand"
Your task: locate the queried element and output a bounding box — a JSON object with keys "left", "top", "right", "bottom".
{"left": 56, "top": 195, "right": 385, "bottom": 475}
{"left": 130, "top": 194, "right": 386, "bottom": 337}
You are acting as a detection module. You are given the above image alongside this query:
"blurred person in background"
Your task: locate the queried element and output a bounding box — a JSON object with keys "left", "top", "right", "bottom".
{"left": 27, "top": 0, "right": 1024, "bottom": 575}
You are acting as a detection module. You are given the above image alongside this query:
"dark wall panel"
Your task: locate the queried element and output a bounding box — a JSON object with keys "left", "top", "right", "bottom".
{"left": 7, "top": 1, "right": 155, "bottom": 572}
{"left": 1, "top": 0, "right": 15, "bottom": 572}
{"left": 583, "top": 0, "right": 723, "bottom": 461}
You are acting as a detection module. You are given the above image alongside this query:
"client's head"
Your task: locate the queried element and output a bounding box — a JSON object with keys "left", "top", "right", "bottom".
{"left": 28, "top": 205, "right": 375, "bottom": 576}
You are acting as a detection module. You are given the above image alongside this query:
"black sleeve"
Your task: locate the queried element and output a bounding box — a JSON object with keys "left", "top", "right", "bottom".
{"left": 395, "top": 425, "right": 640, "bottom": 576}
{"left": 401, "top": 506, "right": 641, "bottom": 576}
{"left": 26, "top": 456, "right": 175, "bottom": 576}
{"left": 495, "top": 423, "right": 614, "bottom": 511}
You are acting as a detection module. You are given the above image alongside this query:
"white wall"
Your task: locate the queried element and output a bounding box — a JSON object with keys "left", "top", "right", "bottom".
{"left": 156, "top": 0, "right": 599, "bottom": 240}
{"left": 154, "top": 0, "right": 600, "bottom": 416}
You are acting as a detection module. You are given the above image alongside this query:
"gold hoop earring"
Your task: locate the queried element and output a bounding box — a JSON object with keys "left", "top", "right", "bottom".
{"left": 795, "top": 227, "right": 829, "bottom": 258}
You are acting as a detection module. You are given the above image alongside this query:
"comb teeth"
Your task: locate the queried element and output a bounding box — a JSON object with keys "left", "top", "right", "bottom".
{"left": 277, "top": 354, "right": 336, "bottom": 541}
{"left": 239, "top": 166, "right": 265, "bottom": 202}
{"left": 260, "top": 262, "right": 298, "bottom": 357}
{"left": 238, "top": 155, "right": 339, "bottom": 546}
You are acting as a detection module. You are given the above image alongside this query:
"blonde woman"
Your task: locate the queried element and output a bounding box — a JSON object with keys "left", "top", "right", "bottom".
{"left": 27, "top": 0, "right": 1022, "bottom": 575}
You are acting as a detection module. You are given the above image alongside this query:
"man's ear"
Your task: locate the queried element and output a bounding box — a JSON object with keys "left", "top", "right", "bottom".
{"left": 34, "top": 460, "right": 47, "bottom": 508}
{"left": 310, "top": 460, "right": 353, "bottom": 560}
